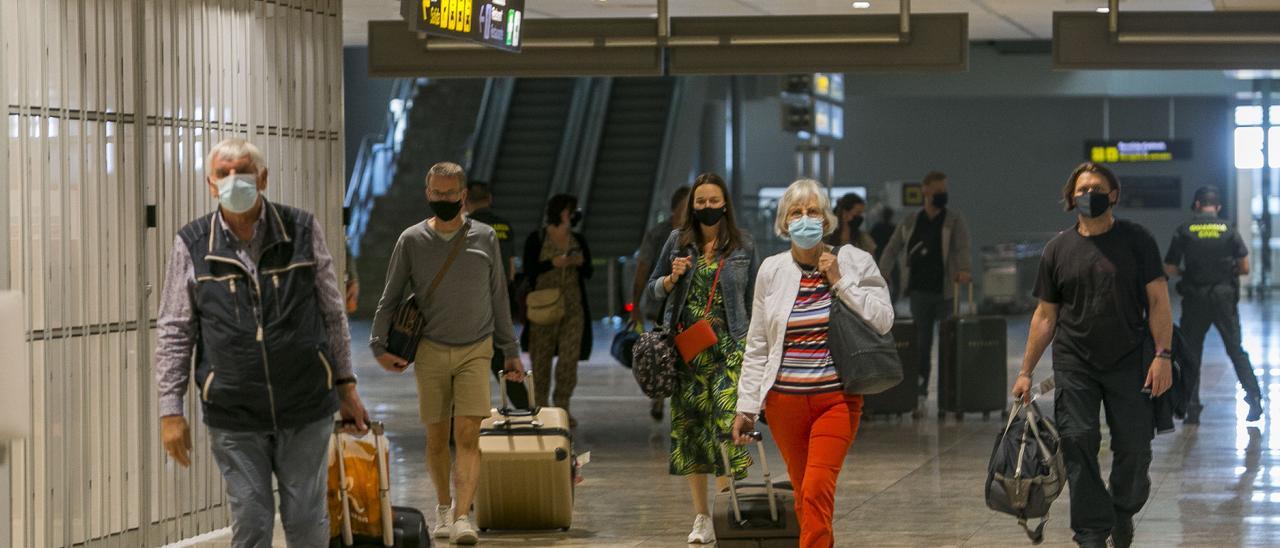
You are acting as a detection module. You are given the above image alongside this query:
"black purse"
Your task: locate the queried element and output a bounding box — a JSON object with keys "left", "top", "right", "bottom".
{"left": 385, "top": 293, "right": 425, "bottom": 363}
{"left": 826, "top": 247, "right": 903, "bottom": 395}
{"left": 384, "top": 225, "right": 469, "bottom": 364}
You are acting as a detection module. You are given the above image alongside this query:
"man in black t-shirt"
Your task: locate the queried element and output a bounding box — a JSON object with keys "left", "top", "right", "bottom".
{"left": 467, "top": 181, "right": 528, "bottom": 409}
{"left": 1164, "top": 186, "right": 1263, "bottom": 423}
{"left": 1012, "top": 163, "right": 1173, "bottom": 548}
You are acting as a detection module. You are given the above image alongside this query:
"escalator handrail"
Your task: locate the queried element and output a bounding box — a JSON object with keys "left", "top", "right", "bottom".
{"left": 344, "top": 78, "right": 420, "bottom": 254}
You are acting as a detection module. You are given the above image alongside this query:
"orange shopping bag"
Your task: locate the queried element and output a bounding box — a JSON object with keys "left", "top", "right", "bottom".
{"left": 327, "top": 427, "right": 389, "bottom": 541}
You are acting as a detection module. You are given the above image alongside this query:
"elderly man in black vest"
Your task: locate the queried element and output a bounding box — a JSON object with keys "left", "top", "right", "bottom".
{"left": 153, "top": 138, "right": 369, "bottom": 547}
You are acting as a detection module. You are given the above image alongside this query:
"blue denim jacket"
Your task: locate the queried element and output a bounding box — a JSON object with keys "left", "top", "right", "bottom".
{"left": 644, "top": 229, "right": 757, "bottom": 340}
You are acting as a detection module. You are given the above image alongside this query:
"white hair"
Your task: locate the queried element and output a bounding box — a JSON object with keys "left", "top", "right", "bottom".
{"left": 774, "top": 179, "right": 839, "bottom": 238}
{"left": 206, "top": 138, "right": 266, "bottom": 175}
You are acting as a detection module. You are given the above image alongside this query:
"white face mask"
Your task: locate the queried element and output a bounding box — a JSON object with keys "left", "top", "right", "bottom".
{"left": 217, "top": 174, "right": 259, "bottom": 214}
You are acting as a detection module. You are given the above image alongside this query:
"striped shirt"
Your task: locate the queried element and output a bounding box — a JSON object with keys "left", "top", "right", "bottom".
{"left": 773, "top": 268, "right": 841, "bottom": 394}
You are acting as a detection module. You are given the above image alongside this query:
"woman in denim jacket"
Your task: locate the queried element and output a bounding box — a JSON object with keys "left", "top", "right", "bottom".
{"left": 645, "top": 172, "right": 757, "bottom": 545}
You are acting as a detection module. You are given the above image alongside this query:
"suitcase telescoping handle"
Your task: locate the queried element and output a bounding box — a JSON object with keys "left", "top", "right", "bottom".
{"left": 498, "top": 371, "right": 540, "bottom": 418}
{"left": 953, "top": 281, "right": 976, "bottom": 317}
{"left": 718, "top": 431, "right": 779, "bottom": 526}
{"left": 332, "top": 420, "right": 394, "bottom": 547}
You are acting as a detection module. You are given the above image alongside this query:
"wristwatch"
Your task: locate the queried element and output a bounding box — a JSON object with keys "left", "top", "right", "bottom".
{"left": 1155, "top": 347, "right": 1173, "bottom": 360}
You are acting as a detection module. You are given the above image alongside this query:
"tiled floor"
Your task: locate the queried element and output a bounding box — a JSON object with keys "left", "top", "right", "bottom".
{"left": 187, "top": 298, "right": 1280, "bottom": 547}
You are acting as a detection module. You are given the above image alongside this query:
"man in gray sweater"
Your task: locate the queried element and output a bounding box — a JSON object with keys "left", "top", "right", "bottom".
{"left": 370, "top": 162, "right": 524, "bottom": 545}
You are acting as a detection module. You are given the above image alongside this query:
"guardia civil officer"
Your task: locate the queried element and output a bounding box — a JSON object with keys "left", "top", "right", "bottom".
{"left": 1012, "top": 162, "right": 1173, "bottom": 548}
{"left": 1163, "top": 186, "right": 1263, "bottom": 423}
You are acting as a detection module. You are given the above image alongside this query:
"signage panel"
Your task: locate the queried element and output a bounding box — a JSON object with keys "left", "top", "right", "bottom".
{"left": 1085, "top": 139, "right": 1192, "bottom": 163}
{"left": 410, "top": 0, "right": 525, "bottom": 52}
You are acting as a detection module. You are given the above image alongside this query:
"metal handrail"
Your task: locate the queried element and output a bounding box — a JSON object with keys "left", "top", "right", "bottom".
{"left": 344, "top": 78, "right": 419, "bottom": 256}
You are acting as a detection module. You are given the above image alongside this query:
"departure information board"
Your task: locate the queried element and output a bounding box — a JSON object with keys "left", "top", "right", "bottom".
{"left": 412, "top": 0, "right": 524, "bottom": 52}
{"left": 1084, "top": 139, "right": 1192, "bottom": 163}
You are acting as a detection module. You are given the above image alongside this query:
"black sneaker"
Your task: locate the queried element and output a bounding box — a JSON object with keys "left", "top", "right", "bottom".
{"left": 1110, "top": 515, "right": 1134, "bottom": 548}
{"left": 1183, "top": 404, "right": 1202, "bottom": 425}
{"left": 649, "top": 399, "right": 664, "bottom": 421}
{"left": 1246, "top": 395, "right": 1264, "bottom": 422}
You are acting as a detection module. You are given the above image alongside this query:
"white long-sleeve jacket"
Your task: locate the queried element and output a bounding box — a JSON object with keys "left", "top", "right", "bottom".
{"left": 736, "top": 245, "right": 895, "bottom": 415}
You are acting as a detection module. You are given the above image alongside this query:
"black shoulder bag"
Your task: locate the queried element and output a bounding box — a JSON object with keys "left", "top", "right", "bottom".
{"left": 385, "top": 227, "right": 469, "bottom": 364}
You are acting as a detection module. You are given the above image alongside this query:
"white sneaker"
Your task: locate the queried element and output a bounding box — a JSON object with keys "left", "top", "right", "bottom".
{"left": 432, "top": 505, "right": 453, "bottom": 539}
{"left": 451, "top": 514, "right": 479, "bottom": 545}
{"left": 687, "top": 513, "right": 716, "bottom": 544}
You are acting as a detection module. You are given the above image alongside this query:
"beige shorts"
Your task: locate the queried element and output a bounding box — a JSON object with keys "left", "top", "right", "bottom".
{"left": 413, "top": 337, "right": 494, "bottom": 424}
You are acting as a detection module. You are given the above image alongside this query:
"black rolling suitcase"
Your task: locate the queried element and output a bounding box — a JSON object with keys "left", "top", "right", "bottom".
{"left": 712, "top": 433, "right": 800, "bottom": 547}
{"left": 329, "top": 421, "right": 431, "bottom": 548}
{"left": 863, "top": 320, "right": 920, "bottom": 417}
{"left": 938, "top": 284, "right": 1007, "bottom": 420}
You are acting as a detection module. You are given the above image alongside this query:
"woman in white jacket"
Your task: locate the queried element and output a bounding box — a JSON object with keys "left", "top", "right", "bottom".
{"left": 732, "top": 179, "right": 894, "bottom": 547}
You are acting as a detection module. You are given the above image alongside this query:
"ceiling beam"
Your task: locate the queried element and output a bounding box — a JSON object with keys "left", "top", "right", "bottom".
{"left": 1054, "top": 12, "right": 1280, "bottom": 69}
{"left": 366, "top": 13, "right": 968, "bottom": 78}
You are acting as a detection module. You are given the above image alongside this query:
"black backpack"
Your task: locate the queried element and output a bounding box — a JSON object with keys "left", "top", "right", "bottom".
{"left": 985, "top": 399, "right": 1066, "bottom": 545}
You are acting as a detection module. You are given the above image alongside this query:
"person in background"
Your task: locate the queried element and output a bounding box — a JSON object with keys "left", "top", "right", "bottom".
{"left": 733, "top": 178, "right": 894, "bottom": 547}
{"left": 370, "top": 162, "right": 525, "bottom": 545}
{"left": 154, "top": 138, "right": 370, "bottom": 547}
{"left": 869, "top": 206, "right": 899, "bottom": 302}
{"left": 1164, "top": 185, "right": 1263, "bottom": 424}
{"left": 466, "top": 180, "right": 529, "bottom": 410}
{"left": 825, "top": 192, "right": 876, "bottom": 254}
{"left": 877, "top": 171, "right": 972, "bottom": 418}
{"left": 522, "top": 194, "right": 593, "bottom": 426}
{"left": 633, "top": 185, "right": 692, "bottom": 420}
{"left": 869, "top": 206, "right": 896, "bottom": 263}
{"left": 1012, "top": 162, "right": 1172, "bottom": 548}
{"left": 646, "top": 173, "right": 757, "bottom": 545}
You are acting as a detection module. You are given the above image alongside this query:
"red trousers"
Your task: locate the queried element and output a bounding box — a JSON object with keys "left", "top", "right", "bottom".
{"left": 764, "top": 390, "right": 863, "bottom": 548}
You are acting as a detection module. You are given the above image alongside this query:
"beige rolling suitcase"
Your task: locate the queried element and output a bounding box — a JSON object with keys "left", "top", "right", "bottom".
{"left": 474, "top": 374, "right": 575, "bottom": 531}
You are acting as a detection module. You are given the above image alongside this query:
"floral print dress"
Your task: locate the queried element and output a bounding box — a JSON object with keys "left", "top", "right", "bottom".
{"left": 669, "top": 255, "right": 751, "bottom": 479}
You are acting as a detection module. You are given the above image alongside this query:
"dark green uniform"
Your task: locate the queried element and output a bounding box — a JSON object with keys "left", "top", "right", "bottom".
{"left": 469, "top": 207, "right": 528, "bottom": 409}
{"left": 1165, "top": 213, "right": 1262, "bottom": 407}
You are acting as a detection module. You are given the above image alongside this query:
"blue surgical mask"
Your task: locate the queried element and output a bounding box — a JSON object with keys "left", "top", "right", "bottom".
{"left": 787, "top": 216, "right": 825, "bottom": 249}
{"left": 217, "top": 174, "right": 259, "bottom": 214}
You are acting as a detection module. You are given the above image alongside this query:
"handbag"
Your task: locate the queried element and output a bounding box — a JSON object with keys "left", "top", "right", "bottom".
{"left": 632, "top": 327, "right": 679, "bottom": 398}
{"left": 383, "top": 226, "right": 469, "bottom": 364}
{"left": 825, "top": 246, "right": 904, "bottom": 395}
{"left": 525, "top": 284, "right": 564, "bottom": 325}
{"left": 525, "top": 238, "right": 570, "bottom": 326}
{"left": 610, "top": 320, "right": 644, "bottom": 369}
{"left": 673, "top": 258, "right": 724, "bottom": 364}
{"left": 985, "top": 396, "right": 1066, "bottom": 544}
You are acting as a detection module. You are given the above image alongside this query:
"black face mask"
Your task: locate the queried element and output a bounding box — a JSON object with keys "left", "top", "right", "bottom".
{"left": 693, "top": 206, "right": 726, "bottom": 227}
{"left": 931, "top": 192, "right": 949, "bottom": 208}
{"left": 569, "top": 209, "right": 583, "bottom": 227}
{"left": 1074, "top": 191, "right": 1112, "bottom": 219}
{"left": 429, "top": 200, "right": 463, "bottom": 222}
{"left": 849, "top": 216, "right": 864, "bottom": 230}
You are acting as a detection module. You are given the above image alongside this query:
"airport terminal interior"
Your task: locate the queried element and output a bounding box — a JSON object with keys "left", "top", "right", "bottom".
{"left": 5, "top": 0, "right": 1280, "bottom": 547}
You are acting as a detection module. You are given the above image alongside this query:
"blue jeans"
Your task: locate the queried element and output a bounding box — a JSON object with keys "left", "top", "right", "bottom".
{"left": 209, "top": 416, "right": 332, "bottom": 548}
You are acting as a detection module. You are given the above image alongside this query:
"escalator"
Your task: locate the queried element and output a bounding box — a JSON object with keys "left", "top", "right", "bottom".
{"left": 581, "top": 77, "right": 677, "bottom": 316}
{"left": 491, "top": 78, "right": 577, "bottom": 248}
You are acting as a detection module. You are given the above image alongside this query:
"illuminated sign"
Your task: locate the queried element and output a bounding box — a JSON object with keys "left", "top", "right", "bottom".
{"left": 412, "top": 0, "right": 524, "bottom": 52}
{"left": 1084, "top": 139, "right": 1192, "bottom": 163}
{"left": 813, "top": 73, "right": 844, "bottom": 101}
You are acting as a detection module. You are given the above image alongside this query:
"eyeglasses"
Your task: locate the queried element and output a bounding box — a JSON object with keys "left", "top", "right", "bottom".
{"left": 786, "top": 209, "right": 825, "bottom": 222}
{"left": 427, "top": 188, "right": 462, "bottom": 200}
